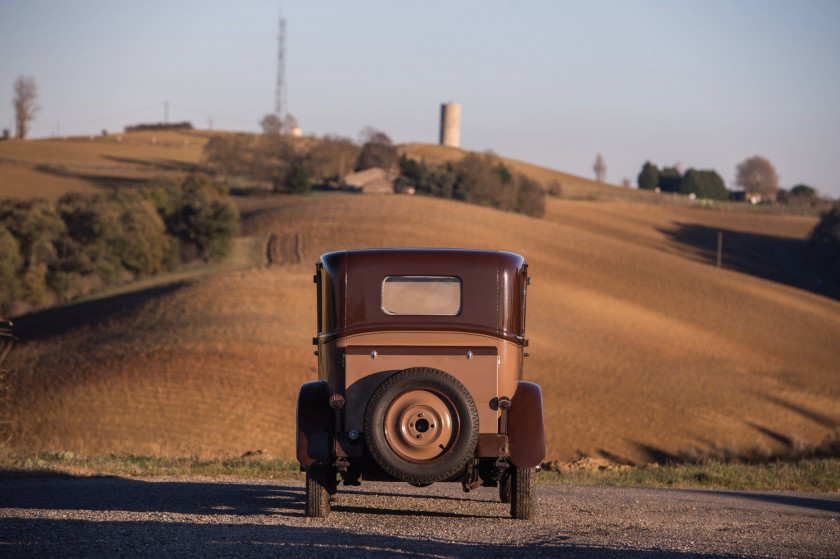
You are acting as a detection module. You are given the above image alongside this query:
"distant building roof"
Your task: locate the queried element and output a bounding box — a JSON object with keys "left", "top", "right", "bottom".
{"left": 343, "top": 167, "right": 395, "bottom": 194}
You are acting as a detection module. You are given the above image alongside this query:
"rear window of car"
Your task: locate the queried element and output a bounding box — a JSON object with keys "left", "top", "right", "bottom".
{"left": 381, "top": 276, "right": 462, "bottom": 316}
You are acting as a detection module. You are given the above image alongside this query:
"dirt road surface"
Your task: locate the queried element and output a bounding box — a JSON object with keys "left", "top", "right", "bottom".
{"left": 1, "top": 477, "right": 838, "bottom": 557}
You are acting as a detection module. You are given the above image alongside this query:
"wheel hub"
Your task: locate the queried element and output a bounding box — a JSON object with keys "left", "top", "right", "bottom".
{"left": 383, "top": 389, "right": 456, "bottom": 462}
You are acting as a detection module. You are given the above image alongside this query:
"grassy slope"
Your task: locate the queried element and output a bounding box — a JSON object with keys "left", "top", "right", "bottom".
{"left": 4, "top": 192, "right": 838, "bottom": 465}
{"left": 0, "top": 130, "right": 209, "bottom": 200}
{"left": 400, "top": 142, "right": 655, "bottom": 200}
{"left": 0, "top": 134, "right": 662, "bottom": 203}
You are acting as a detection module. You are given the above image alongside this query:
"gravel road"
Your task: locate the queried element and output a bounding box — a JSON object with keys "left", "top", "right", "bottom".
{"left": 1, "top": 477, "right": 838, "bottom": 558}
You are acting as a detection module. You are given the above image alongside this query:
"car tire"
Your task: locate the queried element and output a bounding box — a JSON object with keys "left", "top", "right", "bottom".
{"left": 364, "top": 367, "right": 479, "bottom": 485}
{"left": 305, "top": 466, "right": 333, "bottom": 518}
{"left": 510, "top": 466, "right": 536, "bottom": 520}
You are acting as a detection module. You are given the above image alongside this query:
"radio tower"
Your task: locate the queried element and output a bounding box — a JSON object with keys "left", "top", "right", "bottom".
{"left": 275, "top": 16, "right": 287, "bottom": 128}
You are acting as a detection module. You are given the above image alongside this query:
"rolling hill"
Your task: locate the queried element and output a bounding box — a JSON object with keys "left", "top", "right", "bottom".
{"left": 0, "top": 130, "right": 208, "bottom": 200}
{"left": 4, "top": 189, "right": 838, "bottom": 464}
{"left": 1, "top": 131, "right": 654, "bottom": 202}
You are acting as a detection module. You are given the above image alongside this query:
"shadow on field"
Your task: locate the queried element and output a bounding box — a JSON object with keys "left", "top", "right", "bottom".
{"left": 659, "top": 223, "right": 837, "bottom": 300}
{"left": 101, "top": 155, "right": 198, "bottom": 172}
{"left": 33, "top": 164, "right": 149, "bottom": 191}
{"left": 11, "top": 281, "right": 191, "bottom": 341}
{"left": 0, "top": 478, "right": 743, "bottom": 558}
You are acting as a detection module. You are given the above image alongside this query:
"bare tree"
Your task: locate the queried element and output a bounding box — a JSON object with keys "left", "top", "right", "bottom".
{"left": 260, "top": 114, "right": 281, "bottom": 135}
{"left": 13, "top": 76, "right": 39, "bottom": 139}
{"left": 358, "top": 126, "right": 392, "bottom": 146}
{"left": 736, "top": 156, "right": 779, "bottom": 197}
{"left": 260, "top": 113, "right": 299, "bottom": 136}
{"left": 593, "top": 153, "right": 606, "bottom": 182}
{"left": 355, "top": 128, "right": 398, "bottom": 171}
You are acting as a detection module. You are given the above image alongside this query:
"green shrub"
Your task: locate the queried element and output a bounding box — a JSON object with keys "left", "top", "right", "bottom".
{"left": 167, "top": 174, "right": 239, "bottom": 262}
{"left": 355, "top": 130, "right": 398, "bottom": 172}
{"left": 116, "top": 197, "right": 173, "bottom": 275}
{"left": 452, "top": 152, "right": 515, "bottom": 211}
{"left": 396, "top": 153, "right": 545, "bottom": 217}
{"left": 515, "top": 175, "right": 546, "bottom": 218}
{"left": 1, "top": 173, "right": 240, "bottom": 313}
{"left": 0, "top": 226, "right": 23, "bottom": 312}
{"left": 21, "top": 262, "right": 50, "bottom": 305}
{"left": 680, "top": 169, "right": 728, "bottom": 200}
{"left": 0, "top": 198, "right": 66, "bottom": 267}
{"left": 637, "top": 161, "right": 659, "bottom": 190}
{"left": 282, "top": 160, "right": 311, "bottom": 195}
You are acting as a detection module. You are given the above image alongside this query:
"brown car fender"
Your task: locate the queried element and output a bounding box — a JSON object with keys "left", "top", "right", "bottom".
{"left": 296, "top": 380, "right": 331, "bottom": 468}
{"left": 507, "top": 381, "right": 546, "bottom": 468}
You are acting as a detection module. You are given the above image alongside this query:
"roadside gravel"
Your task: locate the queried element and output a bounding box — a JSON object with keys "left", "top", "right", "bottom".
{"left": 1, "top": 477, "right": 838, "bottom": 557}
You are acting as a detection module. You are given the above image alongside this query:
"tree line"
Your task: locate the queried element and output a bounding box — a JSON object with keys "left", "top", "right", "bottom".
{"left": 202, "top": 128, "right": 546, "bottom": 217}
{"left": 0, "top": 175, "right": 239, "bottom": 315}
{"left": 396, "top": 152, "right": 546, "bottom": 217}
{"left": 637, "top": 161, "right": 729, "bottom": 200}
{"left": 637, "top": 156, "right": 825, "bottom": 206}
{"left": 202, "top": 133, "right": 361, "bottom": 193}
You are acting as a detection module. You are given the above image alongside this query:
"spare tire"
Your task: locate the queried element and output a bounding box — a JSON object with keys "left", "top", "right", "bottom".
{"left": 364, "top": 367, "right": 479, "bottom": 485}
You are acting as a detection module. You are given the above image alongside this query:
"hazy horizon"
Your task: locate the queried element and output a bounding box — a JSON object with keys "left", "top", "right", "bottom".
{"left": 1, "top": 0, "right": 838, "bottom": 196}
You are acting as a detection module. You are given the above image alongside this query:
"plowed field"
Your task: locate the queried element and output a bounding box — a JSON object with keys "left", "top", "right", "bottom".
{"left": 4, "top": 192, "right": 838, "bottom": 464}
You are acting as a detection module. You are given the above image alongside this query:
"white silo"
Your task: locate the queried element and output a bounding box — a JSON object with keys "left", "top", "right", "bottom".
{"left": 439, "top": 103, "right": 461, "bottom": 148}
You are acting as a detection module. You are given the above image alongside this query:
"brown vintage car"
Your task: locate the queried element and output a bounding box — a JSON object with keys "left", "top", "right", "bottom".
{"left": 296, "top": 248, "right": 545, "bottom": 519}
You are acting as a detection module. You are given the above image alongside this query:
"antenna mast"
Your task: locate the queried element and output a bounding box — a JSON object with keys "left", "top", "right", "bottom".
{"left": 275, "top": 16, "right": 287, "bottom": 127}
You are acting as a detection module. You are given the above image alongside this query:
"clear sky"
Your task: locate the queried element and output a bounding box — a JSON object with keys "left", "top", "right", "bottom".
{"left": 1, "top": 0, "right": 838, "bottom": 196}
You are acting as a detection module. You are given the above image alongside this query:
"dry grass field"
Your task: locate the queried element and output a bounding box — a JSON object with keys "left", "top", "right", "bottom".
{"left": 3, "top": 187, "right": 838, "bottom": 464}
{"left": 0, "top": 130, "right": 209, "bottom": 200}
{"left": 1, "top": 132, "right": 636, "bottom": 203}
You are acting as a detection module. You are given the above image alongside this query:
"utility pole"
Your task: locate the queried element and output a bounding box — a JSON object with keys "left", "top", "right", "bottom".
{"left": 164, "top": 101, "right": 169, "bottom": 124}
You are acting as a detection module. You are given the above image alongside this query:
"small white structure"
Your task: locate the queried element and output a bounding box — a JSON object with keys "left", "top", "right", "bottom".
{"left": 439, "top": 102, "right": 461, "bottom": 148}
{"left": 289, "top": 126, "right": 303, "bottom": 138}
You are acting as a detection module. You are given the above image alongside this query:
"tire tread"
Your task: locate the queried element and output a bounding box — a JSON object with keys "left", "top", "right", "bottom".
{"left": 305, "top": 466, "right": 331, "bottom": 518}
{"left": 510, "top": 466, "right": 536, "bottom": 520}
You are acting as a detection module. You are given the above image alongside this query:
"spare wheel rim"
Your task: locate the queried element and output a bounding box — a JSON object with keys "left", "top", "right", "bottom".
{"left": 383, "top": 389, "right": 457, "bottom": 463}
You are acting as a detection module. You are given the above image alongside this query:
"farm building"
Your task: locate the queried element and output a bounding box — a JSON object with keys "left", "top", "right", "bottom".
{"left": 342, "top": 167, "right": 396, "bottom": 194}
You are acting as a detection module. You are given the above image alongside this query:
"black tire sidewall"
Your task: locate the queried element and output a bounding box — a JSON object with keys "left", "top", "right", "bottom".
{"left": 305, "top": 466, "right": 331, "bottom": 518}
{"left": 364, "top": 367, "right": 479, "bottom": 484}
{"left": 510, "top": 466, "right": 536, "bottom": 520}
